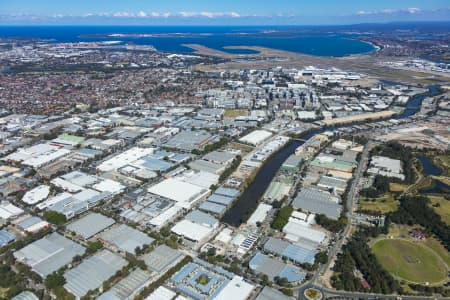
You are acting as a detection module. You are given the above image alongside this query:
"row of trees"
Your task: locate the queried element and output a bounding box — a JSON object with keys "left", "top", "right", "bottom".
{"left": 315, "top": 214, "right": 347, "bottom": 233}
{"left": 332, "top": 228, "right": 401, "bottom": 294}
{"left": 134, "top": 256, "right": 192, "bottom": 300}
{"left": 191, "top": 137, "right": 229, "bottom": 155}
{"left": 408, "top": 283, "right": 450, "bottom": 297}
{"left": 271, "top": 206, "right": 294, "bottom": 230}
{"left": 219, "top": 155, "right": 242, "bottom": 182}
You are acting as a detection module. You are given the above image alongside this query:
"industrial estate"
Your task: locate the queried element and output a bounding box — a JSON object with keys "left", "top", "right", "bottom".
{"left": 0, "top": 19, "right": 449, "bottom": 300}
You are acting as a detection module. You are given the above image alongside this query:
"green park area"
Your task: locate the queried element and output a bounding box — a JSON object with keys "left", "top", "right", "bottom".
{"left": 371, "top": 239, "right": 448, "bottom": 285}
{"left": 359, "top": 193, "right": 399, "bottom": 214}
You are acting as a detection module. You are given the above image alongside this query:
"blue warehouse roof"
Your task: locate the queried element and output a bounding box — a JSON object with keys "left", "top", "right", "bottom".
{"left": 0, "top": 229, "right": 15, "bottom": 247}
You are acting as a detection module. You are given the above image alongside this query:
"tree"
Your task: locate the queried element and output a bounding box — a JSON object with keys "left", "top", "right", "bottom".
{"left": 229, "top": 259, "right": 242, "bottom": 275}
{"left": 45, "top": 272, "right": 66, "bottom": 290}
{"left": 271, "top": 206, "right": 294, "bottom": 230}
{"left": 87, "top": 241, "right": 103, "bottom": 252}
{"left": 280, "top": 288, "right": 294, "bottom": 296}
{"left": 135, "top": 246, "right": 142, "bottom": 256}
{"left": 43, "top": 211, "right": 67, "bottom": 226}
{"left": 260, "top": 274, "right": 271, "bottom": 286}
{"left": 315, "top": 214, "right": 345, "bottom": 233}
{"left": 206, "top": 247, "right": 216, "bottom": 257}
{"left": 72, "top": 255, "right": 83, "bottom": 264}
{"left": 275, "top": 277, "right": 289, "bottom": 287}
{"left": 165, "top": 235, "right": 179, "bottom": 249}
{"left": 160, "top": 226, "right": 171, "bottom": 237}
{"left": 315, "top": 251, "right": 328, "bottom": 265}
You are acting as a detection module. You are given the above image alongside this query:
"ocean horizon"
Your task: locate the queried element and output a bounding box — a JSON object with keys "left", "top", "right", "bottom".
{"left": 0, "top": 25, "right": 376, "bottom": 56}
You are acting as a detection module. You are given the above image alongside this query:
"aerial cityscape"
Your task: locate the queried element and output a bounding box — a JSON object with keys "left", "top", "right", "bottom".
{"left": 0, "top": 1, "right": 449, "bottom": 300}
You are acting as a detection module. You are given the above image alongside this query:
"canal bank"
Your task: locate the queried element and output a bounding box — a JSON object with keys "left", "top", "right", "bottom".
{"left": 221, "top": 133, "right": 315, "bottom": 226}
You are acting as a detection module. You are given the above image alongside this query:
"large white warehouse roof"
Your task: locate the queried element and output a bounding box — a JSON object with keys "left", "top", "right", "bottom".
{"left": 239, "top": 130, "right": 273, "bottom": 146}
{"left": 147, "top": 178, "right": 209, "bottom": 209}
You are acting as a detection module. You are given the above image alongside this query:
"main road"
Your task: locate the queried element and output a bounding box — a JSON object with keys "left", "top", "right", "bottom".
{"left": 297, "top": 283, "right": 447, "bottom": 300}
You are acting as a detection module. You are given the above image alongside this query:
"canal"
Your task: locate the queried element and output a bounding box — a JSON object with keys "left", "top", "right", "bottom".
{"left": 222, "top": 85, "right": 441, "bottom": 226}
{"left": 416, "top": 155, "right": 449, "bottom": 194}
{"left": 416, "top": 156, "right": 442, "bottom": 177}
{"left": 221, "top": 131, "right": 317, "bottom": 226}
{"left": 394, "top": 85, "right": 440, "bottom": 119}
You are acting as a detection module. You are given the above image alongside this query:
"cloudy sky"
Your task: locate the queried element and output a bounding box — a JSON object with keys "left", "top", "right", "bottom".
{"left": 0, "top": 0, "right": 449, "bottom": 25}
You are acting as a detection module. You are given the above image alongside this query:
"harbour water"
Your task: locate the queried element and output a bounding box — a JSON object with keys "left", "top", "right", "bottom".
{"left": 0, "top": 26, "right": 375, "bottom": 56}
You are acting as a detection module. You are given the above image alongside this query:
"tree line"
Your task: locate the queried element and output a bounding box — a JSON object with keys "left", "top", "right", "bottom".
{"left": 332, "top": 228, "right": 401, "bottom": 294}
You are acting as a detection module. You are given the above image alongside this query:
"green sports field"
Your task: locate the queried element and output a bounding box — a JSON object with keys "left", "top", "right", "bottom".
{"left": 372, "top": 239, "right": 448, "bottom": 284}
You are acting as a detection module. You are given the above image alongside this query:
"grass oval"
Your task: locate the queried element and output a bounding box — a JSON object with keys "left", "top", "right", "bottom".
{"left": 371, "top": 239, "right": 447, "bottom": 284}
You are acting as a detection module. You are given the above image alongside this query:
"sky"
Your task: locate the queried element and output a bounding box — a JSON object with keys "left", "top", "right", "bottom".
{"left": 0, "top": 0, "right": 449, "bottom": 25}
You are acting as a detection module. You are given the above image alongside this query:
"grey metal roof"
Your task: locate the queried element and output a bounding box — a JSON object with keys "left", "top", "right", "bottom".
{"left": 199, "top": 201, "right": 227, "bottom": 215}
{"left": 202, "top": 151, "right": 235, "bottom": 164}
{"left": 64, "top": 250, "right": 127, "bottom": 299}
{"left": 282, "top": 155, "right": 302, "bottom": 168}
{"left": 188, "top": 160, "right": 223, "bottom": 174}
{"left": 249, "top": 253, "right": 305, "bottom": 282}
{"left": 292, "top": 188, "right": 342, "bottom": 219}
{"left": 255, "top": 286, "right": 294, "bottom": 300}
{"left": 50, "top": 190, "right": 112, "bottom": 219}
{"left": 16, "top": 216, "right": 43, "bottom": 230}
{"left": 61, "top": 171, "right": 98, "bottom": 187}
{"left": 170, "top": 153, "right": 192, "bottom": 163}
{"left": 318, "top": 175, "right": 347, "bottom": 190}
{"left": 292, "top": 187, "right": 342, "bottom": 220}
{"left": 185, "top": 210, "right": 218, "bottom": 228}
{"left": 97, "top": 268, "right": 151, "bottom": 300}
{"left": 100, "top": 224, "right": 154, "bottom": 254}
{"left": 264, "top": 238, "right": 317, "bottom": 265}
{"left": 96, "top": 291, "right": 121, "bottom": 300}
{"left": 294, "top": 187, "right": 335, "bottom": 203}
{"left": 141, "top": 157, "right": 173, "bottom": 172}
{"left": 206, "top": 194, "right": 234, "bottom": 206}
{"left": 76, "top": 148, "right": 103, "bottom": 157}
{"left": 13, "top": 232, "right": 85, "bottom": 278}
{"left": 264, "top": 237, "right": 289, "bottom": 254}
{"left": 66, "top": 212, "right": 115, "bottom": 239}
{"left": 249, "top": 253, "right": 285, "bottom": 281}
{"left": 214, "top": 187, "right": 240, "bottom": 198}
{"left": 164, "top": 131, "right": 214, "bottom": 151}
{"left": 142, "top": 245, "right": 183, "bottom": 273}
{"left": 11, "top": 291, "right": 39, "bottom": 300}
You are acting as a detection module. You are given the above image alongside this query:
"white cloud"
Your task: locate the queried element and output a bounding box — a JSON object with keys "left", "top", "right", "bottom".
{"left": 136, "top": 11, "right": 147, "bottom": 17}
{"left": 79, "top": 11, "right": 242, "bottom": 19}
{"left": 356, "top": 10, "right": 371, "bottom": 15}
{"left": 356, "top": 7, "right": 423, "bottom": 16}
{"left": 407, "top": 7, "right": 421, "bottom": 14}
{"left": 179, "top": 11, "right": 240, "bottom": 18}
{"left": 112, "top": 12, "right": 132, "bottom": 17}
